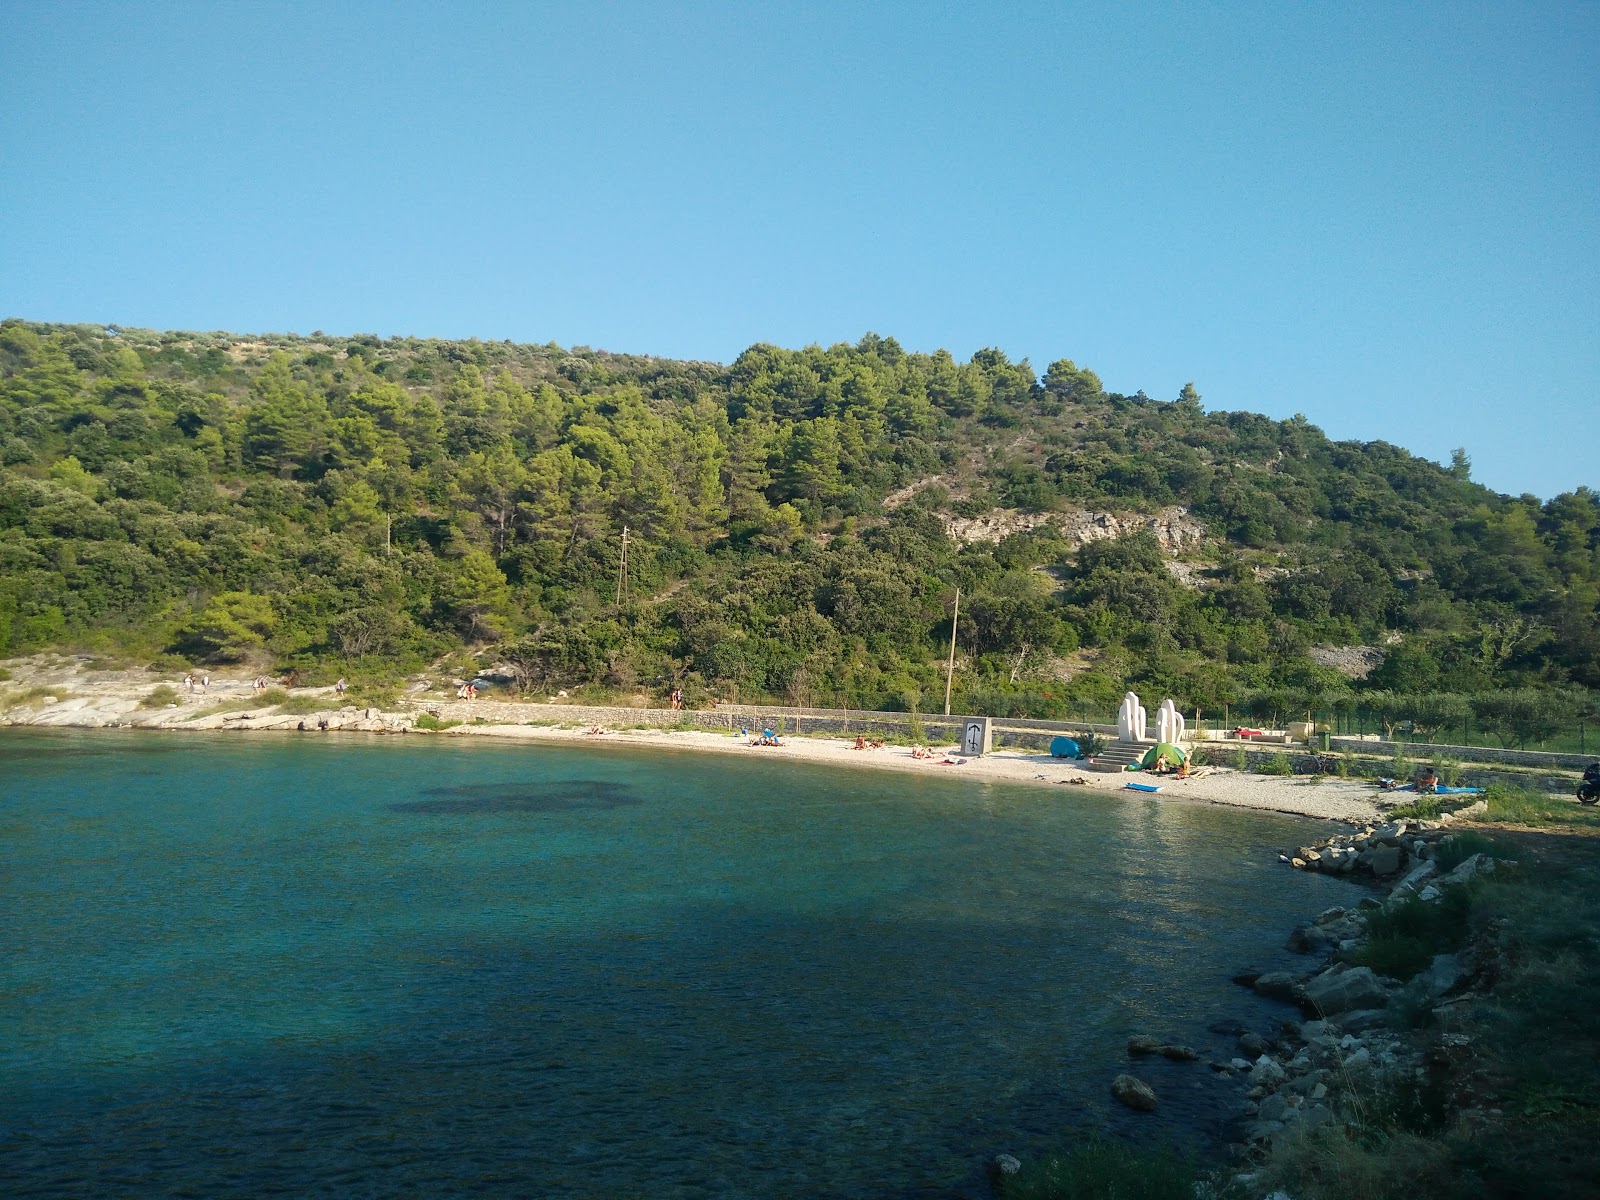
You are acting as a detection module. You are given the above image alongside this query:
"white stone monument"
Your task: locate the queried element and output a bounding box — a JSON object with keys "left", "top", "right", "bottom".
{"left": 1117, "top": 691, "right": 1148, "bottom": 742}
{"left": 1156, "top": 698, "right": 1186, "bottom": 745}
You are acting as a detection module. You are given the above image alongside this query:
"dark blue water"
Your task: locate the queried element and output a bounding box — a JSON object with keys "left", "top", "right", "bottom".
{"left": 0, "top": 729, "right": 1350, "bottom": 1197}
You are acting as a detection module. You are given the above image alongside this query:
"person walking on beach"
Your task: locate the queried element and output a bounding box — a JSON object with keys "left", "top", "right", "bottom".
{"left": 200, "top": 673, "right": 209, "bottom": 693}
{"left": 335, "top": 677, "right": 346, "bottom": 698}
{"left": 183, "top": 673, "right": 194, "bottom": 694}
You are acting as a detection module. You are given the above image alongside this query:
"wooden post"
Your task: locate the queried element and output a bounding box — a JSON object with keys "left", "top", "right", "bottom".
{"left": 943, "top": 586, "right": 960, "bottom": 716}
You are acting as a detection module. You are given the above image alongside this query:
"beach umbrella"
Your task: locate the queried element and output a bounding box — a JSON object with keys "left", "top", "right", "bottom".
{"left": 1137, "top": 742, "right": 1188, "bottom": 769}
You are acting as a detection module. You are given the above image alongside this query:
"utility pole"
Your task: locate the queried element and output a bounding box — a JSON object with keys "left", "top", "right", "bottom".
{"left": 615, "top": 526, "right": 630, "bottom": 606}
{"left": 943, "top": 586, "right": 960, "bottom": 716}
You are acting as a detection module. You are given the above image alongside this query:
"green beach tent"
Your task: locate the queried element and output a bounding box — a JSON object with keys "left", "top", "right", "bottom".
{"left": 1137, "top": 742, "right": 1188, "bottom": 769}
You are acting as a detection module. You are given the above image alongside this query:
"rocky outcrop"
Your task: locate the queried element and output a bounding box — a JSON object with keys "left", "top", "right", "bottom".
{"left": 943, "top": 504, "right": 1206, "bottom": 552}
{"left": 1283, "top": 817, "right": 1517, "bottom": 891}
{"left": 1308, "top": 645, "right": 1385, "bottom": 680}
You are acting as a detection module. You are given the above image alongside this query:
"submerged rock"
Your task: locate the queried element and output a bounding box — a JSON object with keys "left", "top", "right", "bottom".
{"left": 1252, "top": 972, "right": 1303, "bottom": 1003}
{"left": 987, "top": 1153, "right": 1022, "bottom": 1184}
{"left": 1110, "top": 1074, "right": 1158, "bottom": 1111}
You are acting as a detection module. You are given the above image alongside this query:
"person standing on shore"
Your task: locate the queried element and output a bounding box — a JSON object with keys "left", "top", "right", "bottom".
{"left": 183, "top": 673, "right": 193, "bottom": 693}
{"left": 335, "top": 677, "right": 346, "bottom": 698}
{"left": 200, "top": 673, "right": 209, "bottom": 693}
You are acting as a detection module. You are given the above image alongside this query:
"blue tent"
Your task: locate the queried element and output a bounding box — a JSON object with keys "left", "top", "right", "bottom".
{"left": 1050, "top": 736, "right": 1082, "bottom": 759}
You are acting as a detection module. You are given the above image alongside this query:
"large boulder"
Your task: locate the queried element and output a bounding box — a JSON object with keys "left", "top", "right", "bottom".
{"left": 1366, "top": 843, "right": 1403, "bottom": 875}
{"left": 1304, "top": 966, "right": 1390, "bottom": 1015}
{"left": 1110, "top": 1074, "right": 1158, "bottom": 1111}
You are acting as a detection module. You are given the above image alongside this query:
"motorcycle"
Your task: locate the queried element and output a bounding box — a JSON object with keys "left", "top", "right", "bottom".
{"left": 1580, "top": 766, "right": 1600, "bottom": 805}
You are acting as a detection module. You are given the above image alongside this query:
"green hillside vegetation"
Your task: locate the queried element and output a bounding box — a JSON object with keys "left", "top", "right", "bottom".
{"left": 2, "top": 319, "right": 1596, "bottom": 727}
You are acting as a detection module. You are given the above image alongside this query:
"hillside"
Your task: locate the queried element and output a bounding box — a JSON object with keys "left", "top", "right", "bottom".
{"left": 1, "top": 319, "right": 1596, "bottom": 726}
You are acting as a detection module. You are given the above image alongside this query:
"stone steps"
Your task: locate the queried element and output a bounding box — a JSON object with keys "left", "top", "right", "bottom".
{"left": 1088, "top": 740, "right": 1150, "bottom": 772}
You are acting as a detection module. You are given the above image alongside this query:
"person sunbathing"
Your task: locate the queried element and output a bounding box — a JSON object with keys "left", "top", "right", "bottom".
{"left": 853, "top": 735, "right": 867, "bottom": 750}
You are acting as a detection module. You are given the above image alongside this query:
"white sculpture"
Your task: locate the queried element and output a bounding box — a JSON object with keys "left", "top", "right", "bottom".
{"left": 1156, "top": 698, "right": 1186, "bottom": 745}
{"left": 1117, "top": 691, "right": 1148, "bottom": 742}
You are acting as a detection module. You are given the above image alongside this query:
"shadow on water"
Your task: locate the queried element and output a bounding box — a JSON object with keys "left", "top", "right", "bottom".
{"left": 390, "top": 779, "right": 642, "bottom": 814}
{"left": 0, "top": 902, "right": 1276, "bottom": 1200}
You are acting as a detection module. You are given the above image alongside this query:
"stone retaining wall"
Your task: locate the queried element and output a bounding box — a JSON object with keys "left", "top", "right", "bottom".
{"left": 402, "top": 697, "right": 1104, "bottom": 752}
{"left": 1194, "top": 743, "right": 1577, "bottom": 792}
{"left": 1327, "top": 736, "right": 1592, "bottom": 771}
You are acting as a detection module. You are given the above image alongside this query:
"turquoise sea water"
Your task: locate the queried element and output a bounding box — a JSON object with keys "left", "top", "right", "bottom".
{"left": 0, "top": 729, "right": 1351, "bottom": 1198}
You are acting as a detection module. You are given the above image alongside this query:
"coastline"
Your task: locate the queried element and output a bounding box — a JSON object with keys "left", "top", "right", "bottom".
{"left": 1, "top": 658, "right": 1383, "bottom": 823}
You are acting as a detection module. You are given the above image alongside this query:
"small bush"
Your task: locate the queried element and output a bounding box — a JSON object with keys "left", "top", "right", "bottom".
{"left": 1232, "top": 747, "right": 1249, "bottom": 771}
{"left": 1259, "top": 752, "right": 1293, "bottom": 776}
{"left": 0, "top": 667, "right": 12, "bottom": 682}
{"left": 1001, "top": 1139, "right": 1197, "bottom": 1200}
{"left": 413, "top": 713, "right": 461, "bottom": 731}
{"left": 140, "top": 684, "right": 181, "bottom": 709}
{"left": 347, "top": 684, "right": 398, "bottom": 709}
{"left": 1433, "top": 753, "right": 1462, "bottom": 787}
{"left": 1250, "top": 1112, "right": 1458, "bottom": 1200}
{"left": 1391, "top": 740, "right": 1413, "bottom": 781}
{"left": 6, "top": 685, "right": 68, "bottom": 706}
{"left": 1353, "top": 888, "right": 1476, "bottom": 981}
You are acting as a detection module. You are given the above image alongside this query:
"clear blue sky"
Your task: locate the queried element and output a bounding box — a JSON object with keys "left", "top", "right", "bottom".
{"left": 3, "top": 2, "right": 1596, "bottom": 498}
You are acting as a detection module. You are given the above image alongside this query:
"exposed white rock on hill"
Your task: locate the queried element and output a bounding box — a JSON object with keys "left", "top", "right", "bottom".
{"left": 944, "top": 505, "right": 1207, "bottom": 552}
